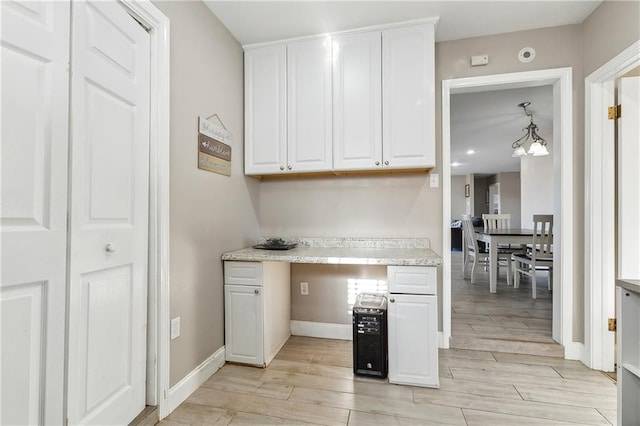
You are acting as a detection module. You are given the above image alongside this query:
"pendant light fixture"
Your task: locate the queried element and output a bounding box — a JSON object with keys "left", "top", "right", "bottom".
{"left": 512, "top": 101, "right": 549, "bottom": 157}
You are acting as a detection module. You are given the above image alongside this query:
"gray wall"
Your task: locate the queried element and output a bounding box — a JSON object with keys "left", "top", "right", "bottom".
{"left": 152, "top": 1, "right": 261, "bottom": 386}
{"left": 473, "top": 176, "right": 489, "bottom": 217}
{"left": 451, "top": 175, "right": 468, "bottom": 222}
{"left": 290, "top": 264, "right": 387, "bottom": 324}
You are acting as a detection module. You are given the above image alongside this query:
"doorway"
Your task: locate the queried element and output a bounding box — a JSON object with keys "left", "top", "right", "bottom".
{"left": 442, "top": 68, "right": 574, "bottom": 356}
{"left": 585, "top": 41, "right": 640, "bottom": 372}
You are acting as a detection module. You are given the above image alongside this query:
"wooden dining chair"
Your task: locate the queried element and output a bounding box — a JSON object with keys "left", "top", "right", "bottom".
{"left": 512, "top": 215, "right": 554, "bottom": 299}
{"left": 461, "top": 215, "right": 510, "bottom": 285}
{"left": 482, "top": 213, "right": 511, "bottom": 231}
{"left": 461, "top": 215, "right": 488, "bottom": 284}
{"left": 481, "top": 213, "right": 519, "bottom": 285}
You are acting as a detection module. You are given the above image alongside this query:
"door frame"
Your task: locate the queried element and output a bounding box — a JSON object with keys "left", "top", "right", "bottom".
{"left": 441, "top": 68, "right": 574, "bottom": 355}
{"left": 117, "top": 0, "right": 170, "bottom": 418}
{"left": 584, "top": 40, "right": 640, "bottom": 371}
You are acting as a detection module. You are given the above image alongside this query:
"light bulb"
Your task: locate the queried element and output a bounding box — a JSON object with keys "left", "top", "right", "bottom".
{"left": 533, "top": 145, "right": 549, "bottom": 156}
{"left": 512, "top": 146, "right": 527, "bottom": 157}
{"left": 528, "top": 141, "right": 542, "bottom": 154}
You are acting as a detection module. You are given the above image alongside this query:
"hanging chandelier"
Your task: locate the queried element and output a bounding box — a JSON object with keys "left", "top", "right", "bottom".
{"left": 512, "top": 101, "right": 549, "bottom": 157}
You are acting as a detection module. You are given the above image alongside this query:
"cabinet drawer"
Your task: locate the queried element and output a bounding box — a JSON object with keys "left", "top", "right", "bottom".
{"left": 224, "top": 261, "right": 263, "bottom": 286}
{"left": 387, "top": 266, "right": 436, "bottom": 295}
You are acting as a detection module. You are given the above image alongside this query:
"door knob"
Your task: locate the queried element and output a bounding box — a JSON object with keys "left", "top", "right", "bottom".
{"left": 105, "top": 243, "right": 116, "bottom": 253}
{"left": 375, "top": 161, "right": 380, "bottom": 166}
{"left": 280, "top": 165, "right": 285, "bottom": 171}
{"left": 287, "top": 165, "right": 292, "bottom": 170}
{"left": 389, "top": 298, "right": 395, "bottom": 303}
{"left": 254, "top": 289, "right": 260, "bottom": 294}
{"left": 384, "top": 160, "right": 389, "bottom": 166}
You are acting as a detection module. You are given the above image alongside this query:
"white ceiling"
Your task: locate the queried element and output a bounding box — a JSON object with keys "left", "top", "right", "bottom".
{"left": 204, "top": 1, "right": 601, "bottom": 45}
{"left": 450, "top": 86, "right": 553, "bottom": 176}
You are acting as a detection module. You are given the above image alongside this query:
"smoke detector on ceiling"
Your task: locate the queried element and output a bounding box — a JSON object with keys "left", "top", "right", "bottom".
{"left": 518, "top": 47, "right": 536, "bottom": 63}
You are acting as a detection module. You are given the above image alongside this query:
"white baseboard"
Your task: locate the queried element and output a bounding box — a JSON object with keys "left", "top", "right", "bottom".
{"left": 167, "top": 345, "right": 225, "bottom": 414}
{"left": 438, "top": 331, "right": 449, "bottom": 349}
{"left": 290, "top": 320, "right": 352, "bottom": 340}
{"left": 564, "top": 341, "right": 584, "bottom": 362}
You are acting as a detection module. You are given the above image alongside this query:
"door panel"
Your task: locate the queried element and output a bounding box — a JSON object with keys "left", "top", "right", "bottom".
{"left": 1, "top": 1, "right": 70, "bottom": 424}
{"left": 287, "top": 38, "right": 333, "bottom": 172}
{"left": 225, "top": 285, "right": 264, "bottom": 366}
{"left": 618, "top": 76, "right": 640, "bottom": 279}
{"left": 333, "top": 31, "right": 382, "bottom": 171}
{"left": 388, "top": 294, "right": 438, "bottom": 387}
{"left": 67, "top": 1, "right": 150, "bottom": 424}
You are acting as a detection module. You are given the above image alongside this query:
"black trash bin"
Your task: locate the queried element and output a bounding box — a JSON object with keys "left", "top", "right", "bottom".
{"left": 352, "top": 293, "right": 388, "bottom": 378}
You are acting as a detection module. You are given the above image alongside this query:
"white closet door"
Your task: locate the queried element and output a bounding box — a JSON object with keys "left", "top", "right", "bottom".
{"left": 67, "top": 1, "right": 150, "bottom": 424}
{"left": 1, "top": 1, "right": 70, "bottom": 424}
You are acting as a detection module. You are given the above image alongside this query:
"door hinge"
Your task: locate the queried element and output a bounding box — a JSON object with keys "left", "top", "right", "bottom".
{"left": 608, "top": 317, "right": 617, "bottom": 332}
{"left": 608, "top": 104, "right": 621, "bottom": 120}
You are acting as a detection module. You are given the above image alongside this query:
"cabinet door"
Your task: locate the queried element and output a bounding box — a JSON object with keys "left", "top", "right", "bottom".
{"left": 225, "top": 285, "right": 264, "bottom": 366}
{"left": 287, "top": 38, "right": 333, "bottom": 172}
{"left": 382, "top": 24, "right": 435, "bottom": 169}
{"left": 244, "top": 45, "right": 287, "bottom": 175}
{"left": 388, "top": 294, "right": 438, "bottom": 387}
{"left": 333, "top": 32, "right": 382, "bottom": 171}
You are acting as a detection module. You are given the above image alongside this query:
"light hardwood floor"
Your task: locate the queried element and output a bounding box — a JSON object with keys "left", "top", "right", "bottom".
{"left": 161, "top": 253, "right": 616, "bottom": 425}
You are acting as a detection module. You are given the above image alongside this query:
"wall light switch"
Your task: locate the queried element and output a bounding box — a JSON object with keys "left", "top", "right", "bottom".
{"left": 430, "top": 173, "right": 439, "bottom": 188}
{"left": 171, "top": 316, "right": 181, "bottom": 340}
{"left": 300, "top": 282, "right": 309, "bottom": 295}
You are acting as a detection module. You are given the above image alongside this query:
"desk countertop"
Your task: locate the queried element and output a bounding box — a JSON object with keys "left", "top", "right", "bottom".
{"left": 221, "top": 237, "right": 443, "bottom": 267}
{"left": 617, "top": 279, "right": 640, "bottom": 294}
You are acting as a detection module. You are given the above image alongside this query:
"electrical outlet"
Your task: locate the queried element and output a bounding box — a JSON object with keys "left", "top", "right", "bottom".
{"left": 471, "top": 54, "right": 489, "bottom": 66}
{"left": 429, "top": 173, "right": 439, "bottom": 188}
{"left": 300, "top": 282, "right": 309, "bottom": 295}
{"left": 171, "top": 316, "right": 181, "bottom": 340}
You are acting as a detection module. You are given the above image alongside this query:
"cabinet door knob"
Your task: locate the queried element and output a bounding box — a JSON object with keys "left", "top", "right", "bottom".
{"left": 375, "top": 161, "right": 380, "bottom": 166}
{"left": 287, "top": 165, "right": 292, "bottom": 170}
{"left": 389, "top": 298, "right": 395, "bottom": 303}
{"left": 105, "top": 243, "right": 116, "bottom": 253}
{"left": 384, "top": 160, "right": 389, "bottom": 166}
{"left": 280, "top": 166, "right": 285, "bottom": 171}
{"left": 254, "top": 289, "right": 260, "bottom": 294}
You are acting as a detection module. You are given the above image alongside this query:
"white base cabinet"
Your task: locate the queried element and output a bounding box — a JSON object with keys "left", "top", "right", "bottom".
{"left": 617, "top": 282, "right": 640, "bottom": 425}
{"left": 224, "top": 261, "right": 290, "bottom": 367}
{"left": 387, "top": 266, "right": 439, "bottom": 388}
{"left": 388, "top": 294, "right": 438, "bottom": 388}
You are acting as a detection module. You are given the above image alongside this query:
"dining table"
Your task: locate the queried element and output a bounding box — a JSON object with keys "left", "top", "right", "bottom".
{"left": 474, "top": 228, "right": 534, "bottom": 293}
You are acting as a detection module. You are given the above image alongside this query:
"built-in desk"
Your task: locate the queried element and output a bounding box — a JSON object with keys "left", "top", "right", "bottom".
{"left": 221, "top": 237, "right": 443, "bottom": 388}
{"left": 221, "top": 237, "right": 443, "bottom": 266}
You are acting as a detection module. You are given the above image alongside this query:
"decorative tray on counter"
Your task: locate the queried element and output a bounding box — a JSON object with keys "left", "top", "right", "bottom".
{"left": 253, "top": 238, "right": 297, "bottom": 251}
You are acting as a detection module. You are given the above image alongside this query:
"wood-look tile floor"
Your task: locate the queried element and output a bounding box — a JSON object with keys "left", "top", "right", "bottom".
{"left": 161, "top": 252, "right": 617, "bottom": 425}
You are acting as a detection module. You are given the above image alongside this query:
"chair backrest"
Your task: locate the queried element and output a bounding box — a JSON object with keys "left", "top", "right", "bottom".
{"left": 461, "top": 214, "right": 479, "bottom": 253}
{"left": 532, "top": 214, "right": 553, "bottom": 256}
{"left": 482, "top": 213, "right": 511, "bottom": 231}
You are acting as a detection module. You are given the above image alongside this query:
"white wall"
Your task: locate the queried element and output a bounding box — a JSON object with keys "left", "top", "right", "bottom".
{"left": 521, "top": 139, "right": 554, "bottom": 229}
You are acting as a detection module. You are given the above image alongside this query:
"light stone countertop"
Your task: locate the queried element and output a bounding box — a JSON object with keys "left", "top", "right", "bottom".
{"left": 617, "top": 279, "right": 640, "bottom": 294}
{"left": 221, "top": 237, "right": 443, "bottom": 267}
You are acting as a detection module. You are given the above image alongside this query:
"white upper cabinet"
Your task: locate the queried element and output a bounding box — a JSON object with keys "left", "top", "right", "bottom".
{"left": 243, "top": 20, "right": 435, "bottom": 176}
{"left": 244, "top": 45, "right": 287, "bottom": 175}
{"left": 287, "top": 38, "right": 333, "bottom": 173}
{"left": 382, "top": 23, "right": 435, "bottom": 169}
{"left": 333, "top": 32, "right": 382, "bottom": 171}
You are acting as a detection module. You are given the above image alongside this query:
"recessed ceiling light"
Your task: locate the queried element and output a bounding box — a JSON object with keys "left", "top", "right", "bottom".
{"left": 451, "top": 162, "right": 461, "bottom": 167}
{"left": 466, "top": 150, "right": 475, "bottom": 155}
